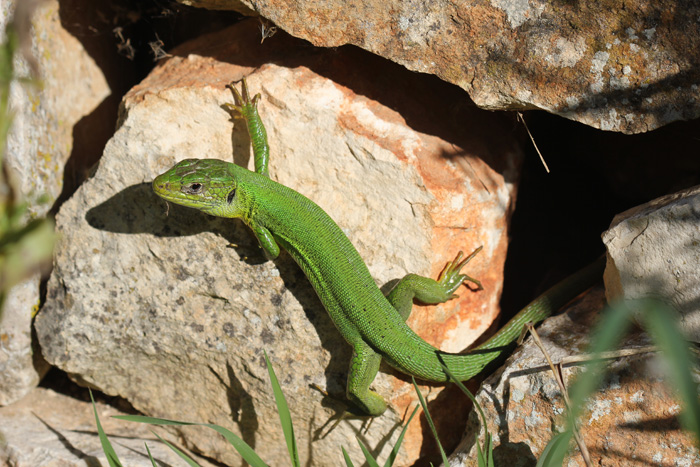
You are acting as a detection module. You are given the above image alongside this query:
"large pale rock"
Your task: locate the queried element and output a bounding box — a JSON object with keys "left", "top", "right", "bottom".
{"left": 36, "top": 21, "right": 521, "bottom": 465}
{"left": 603, "top": 185, "right": 700, "bottom": 342}
{"left": 0, "top": 0, "right": 110, "bottom": 405}
{"left": 179, "top": 0, "right": 700, "bottom": 134}
{"left": 451, "top": 286, "right": 700, "bottom": 466}
{"left": 0, "top": 387, "right": 218, "bottom": 466}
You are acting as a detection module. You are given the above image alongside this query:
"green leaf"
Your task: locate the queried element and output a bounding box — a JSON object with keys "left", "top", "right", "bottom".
{"left": 152, "top": 431, "right": 201, "bottom": 467}
{"left": 441, "top": 362, "right": 493, "bottom": 462}
{"left": 144, "top": 443, "right": 158, "bottom": 467}
{"left": 114, "top": 415, "right": 192, "bottom": 425}
{"left": 566, "top": 302, "right": 634, "bottom": 426}
{"left": 383, "top": 405, "right": 419, "bottom": 467}
{"left": 486, "top": 434, "right": 494, "bottom": 466}
{"left": 476, "top": 433, "right": 494, "bottom": 467}
{"left": 536, "top": 431, "right": 572, "bottom": 467}
{"left": 412, "top": 377, "right": 449, "bottom": 466}
{"left": 640, "top": 301, "right": 700, "bottom": 444}
{"left": 202, "top": 424, "right": 269, "bottom": 467}
{"left": 264, "top": 350, "right": 300, "bottom": 466}
{"left": 0, "top": 217, "right": 55, "bottom": 291}
{"left": 341, "top": 446, "right": 356, "bottom": 467}
{"left": 356, "top": 438, "right": 380, "bottom": 467}
{"left": 115, "top": 415, "right": 268, "bottom": 467}
{"left": 90, "top": 389, "right": 123, "bottom": 467}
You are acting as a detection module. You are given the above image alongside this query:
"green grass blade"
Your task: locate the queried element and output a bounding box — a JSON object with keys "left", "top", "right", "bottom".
{"left": 567, "top": 302, "right": 634, "bottom": 424}
{"left": 200, "top": 424, "right": 269, "bottom": 467}
{"left": 89, "top": 389, "right": 123, "bottom": 467}
{"left": 412, "top": 377, "right": 449, "bottom": 466}
{"left": 641, "top": 301, "right": 700, "bottom": 443}
{"left": 441, "top": 362, "right": 493, "bottom": 461}
{"left": 356, "top": 438, "right": 380, "bottom": 467}
{"left": 152, "top": 431, "right": 201, "bottom": 467}
{"left": 342, "top": 446, "right": 356, "bottom": 467}
{"left": 486, "top": 434, "right": 494, "bottom": 466}
{"left": 383, "top": 405, "right": 419, "bottom": 467}
{"left": 545, "top": 301, "right": 634, "bottom": 463}
{"left": 440, "top": 363, "right": 487, "bottom": 427}
{"left": 114, "top": 415, "right": 268, "bottom": 466}
{"left": 113, "top": 415, "right": 195, "bottom": 425}
{"left": 264, "top": 350, "right": 300, "bottom": 466}
{"left": 476, "top": 432, "right": 494, "bottom": 467}
{"left": 536, "top": 431, "right": 572, "bottom": 467}
{"left": 476, "top": 436, "right": 485, "bottom": 467}
{"left": 144, "top": 443, "right": 158, "bottom": 467}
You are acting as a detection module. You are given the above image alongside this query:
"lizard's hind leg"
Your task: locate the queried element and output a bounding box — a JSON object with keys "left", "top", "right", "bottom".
{"left": 385, "top": 247, "right": 483, "bottom": 321}
{"left": 346, "top": 341, "right": 387, "bottom": 416}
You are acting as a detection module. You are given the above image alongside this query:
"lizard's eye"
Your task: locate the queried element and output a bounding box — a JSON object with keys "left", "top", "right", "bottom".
{"left": 184, "top": 183, "right": 203, "bottom": 194}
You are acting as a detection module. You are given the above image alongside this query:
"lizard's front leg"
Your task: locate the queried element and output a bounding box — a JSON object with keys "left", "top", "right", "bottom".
{"left": 224, "top": 78, "right": 271, "bottom": 177}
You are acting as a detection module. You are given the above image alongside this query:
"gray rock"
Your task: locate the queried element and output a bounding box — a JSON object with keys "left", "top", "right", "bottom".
{"left": 177, "top": 0, "right": 700, "bottom": 134}
{"left": 603, "top": 185, "right": 700, "bottom": 342}
{"left": 0, "top": 387, "right": 219, "bottom": 466}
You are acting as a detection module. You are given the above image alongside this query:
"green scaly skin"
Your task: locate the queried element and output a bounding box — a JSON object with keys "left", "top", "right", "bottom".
{"left": 153, "top": 79, "right": 604, "bottom": 416}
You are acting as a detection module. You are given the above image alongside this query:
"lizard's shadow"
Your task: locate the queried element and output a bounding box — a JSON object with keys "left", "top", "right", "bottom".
{"left": 86, "top": 182, "right": 355, "bottom": 413}
{"left": 86, "top": 182, "right": 254, "bottom": 251}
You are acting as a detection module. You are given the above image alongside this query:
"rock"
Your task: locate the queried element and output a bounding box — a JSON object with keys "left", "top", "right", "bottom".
{"left": 35, "top": 20, "right": 522, "bottom": 465}
{"left": 0, "top": 276, "right": 49, "bottom": 406}
{"left": 179, "top": 0, "right": 256, "bottom": 15}
{"left": 451, "top": 286, "right": 700, "bottom": 466}
{"left": 603, "top": 185, "right": 700, "bottom": 342}
{"left": 0, "top": 387, "right": 219, "bottom": 466}
{"left": 177, "top": 0, "right": 700, "bottom": 134}
{"left": 4, "top": 0, "right": 110, "bottom": 216}
{"left": 0, "top": 0, "right": 110, "bottom": 406}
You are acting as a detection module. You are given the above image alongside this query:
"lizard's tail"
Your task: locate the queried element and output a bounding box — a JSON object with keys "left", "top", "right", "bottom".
{"left": 382, "top": 256, "right": 605, "bottom": 382}
{"left": 443, "top": 255, "right": 605, "bottom": 382}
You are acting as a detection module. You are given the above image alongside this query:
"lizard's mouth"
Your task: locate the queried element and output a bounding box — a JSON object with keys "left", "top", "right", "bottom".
{"left": 152, "top": 178, "right": 188, "bottom": 204}
{"left": 152, "top": 178, "right": 178, "bottom": 201}
{"left": 152, "top": 178, "right": 220, "bottom": 211}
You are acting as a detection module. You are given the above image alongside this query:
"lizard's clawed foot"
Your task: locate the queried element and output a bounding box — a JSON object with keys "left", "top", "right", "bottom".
{"left": 437, "top": 246, "right": 484, "bottom": 297}
{"left": 310, "top": 383, "right": 377, "bottom": 418}
{"left": 310, "top": 383, "right": 375, "bottom": 438}
{"left": 223, "top": 78, "right": 261, "bottom": 118}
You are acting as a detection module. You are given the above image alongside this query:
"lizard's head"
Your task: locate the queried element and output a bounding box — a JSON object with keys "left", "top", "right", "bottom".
{"left": 153, "top": 158, "right": 243, "bottom": 218}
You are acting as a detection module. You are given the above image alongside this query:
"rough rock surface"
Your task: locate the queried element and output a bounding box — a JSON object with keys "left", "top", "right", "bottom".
{"left": 179, "top": 0, "right": 700, "bottom": 134}
{"left": 603, "top": 185, "right": 700, "bottom": 342}
{"left": 35, "top": 21, "right": 522, "bottom": 466}
{"left": 0, "top": 387, "right": 219, "bottom": 466}
{"left": 450, "top": 286, "right": 700, "bottom": 466}
{"left": 3, "top": 0, "right": 110, "bottom": 216}
{"left": 0, "top": 0, "right": 110, "bottom": 406}
{"left": 0, "top": 276, "right": 49, "bottom": 406}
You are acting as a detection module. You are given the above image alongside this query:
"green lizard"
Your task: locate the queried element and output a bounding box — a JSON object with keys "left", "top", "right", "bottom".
{"left": 152, "top": 79, "right": 604, "bottom": 416}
